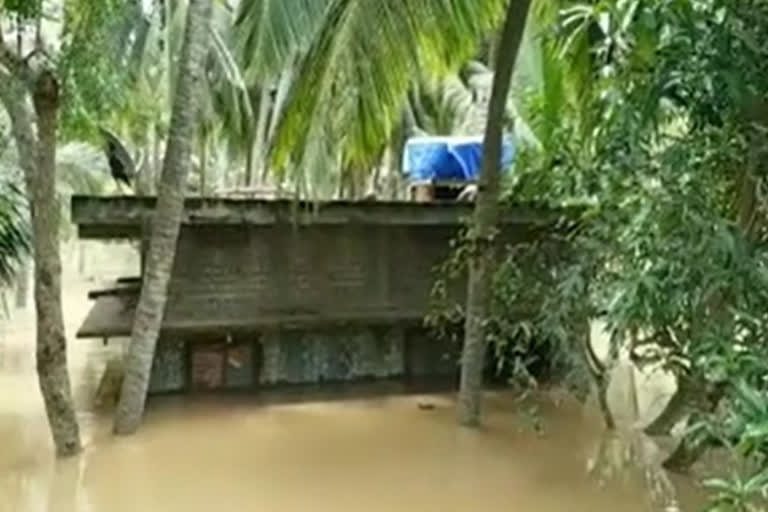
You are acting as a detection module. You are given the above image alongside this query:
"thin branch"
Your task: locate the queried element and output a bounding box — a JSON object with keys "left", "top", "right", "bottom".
{"left": 0, "top": 33, "right": 33, "bottom": 84}
{"left": 15, "top": 12, "right": 22, "bottom": 57}
{"left": 35, "top": 8, "right": 43, "bottom": 51}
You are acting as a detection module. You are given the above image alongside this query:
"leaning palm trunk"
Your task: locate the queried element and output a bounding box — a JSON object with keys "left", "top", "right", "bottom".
{"left": 457, "top": 0, "right": 533, "bottom": 426}
{"left": 114, "top": 0, "right": 213, "bottom": 435}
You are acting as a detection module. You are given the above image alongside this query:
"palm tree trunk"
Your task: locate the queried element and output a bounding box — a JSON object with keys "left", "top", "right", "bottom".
{"left": 0, "top": 62, "right": 81, "bottom": 456}
{"left": 457, "top": 0, "right": 532, "bottom": 427}
{"left": 31, "top": 71, "right": 82, "bottom": 455}
{"left": 114, "top": 0, "right": 213, "bottom": 435}
{"left": 15, "top": 258, "right": 29, "bottom": 309}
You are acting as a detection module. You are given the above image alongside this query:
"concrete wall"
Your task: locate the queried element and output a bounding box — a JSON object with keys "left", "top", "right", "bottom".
{"left": 260, "top": 327, "right": 406, "bottom": 384}
{"left": 161, "top": 225, "right": 467, "bottom": 328}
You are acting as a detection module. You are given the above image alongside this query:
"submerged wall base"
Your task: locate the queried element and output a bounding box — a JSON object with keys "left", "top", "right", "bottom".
{"left": 147, "top": 326, "right": 458, "bottom": 395}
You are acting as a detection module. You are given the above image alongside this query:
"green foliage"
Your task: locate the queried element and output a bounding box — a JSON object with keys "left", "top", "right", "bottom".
{"left": 0, "top": 117, "right": 28, "bottom": 285}
{"left": 2, "top": 0, "right": 42, "bottom": 19}
{"left": 699, "top": 383, "right": 768, "bottom": 511}
{"left": 55, "top": 142, "right": 108, "bottom": 241}
{"left": 108, "top": 0, "right": 250, "bottom": 190}
{"left": 426, "top": 213, "right": 591, "bottom": 392}
{"left": 431, "top": 0, "right": 768, "bottom": 501}
{"left": 57, "top": 0, "right": 149, "bottom": 139}
{"left": 234, "top": 0, "right": 331, "bottom": 83}
{"left": 489, "top": 0, "right": 768, "bottom": 504}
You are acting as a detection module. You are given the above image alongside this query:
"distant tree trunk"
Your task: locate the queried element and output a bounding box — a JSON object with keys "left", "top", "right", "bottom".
{"left": 114, "top": 0, "right": 213, "bottom": 435}
{"left": 152, "top": 123, "right": 162, "bottom": 192}
{"left": 198, "top": 134, "right": 208, "bottom": 195}
{"left": 15, "top": 258, "right": 29, "bottom": 309}
{"left": 261, "top": 59, "right": 295, "bottom": 184}
{"left": 387, "top": 104, "right": 417, "bottom": 200}
{"left": 252, "top": 85, "right": 271, "bottom": 186}
{"left": 370, "top": 162, "right": 382, "bottom": 196}
{"left": 580, "top": 320, "right": 615, "bottom": 430}
{"left": 77, "top": 243, "right": 86, "bottom": 277}
{"left": 244, "top": 141, "right": 254, "bottom": 188}
{"left": 457, "top": 0, "right": 532, "bottom": 427}
{"left": 385, "top": 146, "right": 400, "bottom": 200}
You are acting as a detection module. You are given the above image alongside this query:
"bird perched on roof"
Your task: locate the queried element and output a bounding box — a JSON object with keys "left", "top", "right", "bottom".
{"left": 99, "top": 127, "right": 136, "bottom": 191}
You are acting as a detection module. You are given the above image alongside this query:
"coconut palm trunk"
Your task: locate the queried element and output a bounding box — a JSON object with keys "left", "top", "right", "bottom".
{"left": 457, "top": 0, "right": 532, "bottom": 427}
{"left": 30, "top": 71, "right": 83, "bottom": 456}
{"left": 114, "top": 0, "right": 213, "bottom": 435}
{"left": 0, "top": 68, "right": 82, "bottom": 456}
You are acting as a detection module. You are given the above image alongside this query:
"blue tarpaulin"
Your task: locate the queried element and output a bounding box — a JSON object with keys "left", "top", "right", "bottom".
{"left": 402, "top": 135, "right": 516, "bottom": 182}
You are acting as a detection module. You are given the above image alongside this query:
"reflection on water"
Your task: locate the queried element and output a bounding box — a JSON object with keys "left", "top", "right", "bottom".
{"left": 0, "top": 248, "right": 704, "bottom": 512}
{"left": 588, "top": 431, "right": 686, "bottom": 512}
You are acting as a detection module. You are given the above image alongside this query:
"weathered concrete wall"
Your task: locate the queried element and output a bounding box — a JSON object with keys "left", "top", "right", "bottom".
{"left": 161, "top": 225, "right": 466, "bottom": 329}
{"left": 260, "top": 327, "right": 406, "bottom": 385}
{"left": 145, "top": 327, "right": 456, "bottom": 394}
{"left": 404, "top": 328, "right": 459, "bottom": 378}
{"left": 149, "top": 339, "right": 186, "bottom": 393}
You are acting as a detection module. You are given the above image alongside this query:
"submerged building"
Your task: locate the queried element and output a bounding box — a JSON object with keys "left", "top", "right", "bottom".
{"left": 72, "top": 195, "right": 568, "bottom": 395}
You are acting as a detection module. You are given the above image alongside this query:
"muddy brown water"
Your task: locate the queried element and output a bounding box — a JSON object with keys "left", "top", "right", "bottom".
{"left": 0, "top": 243, "right": 705, "bottom": 512}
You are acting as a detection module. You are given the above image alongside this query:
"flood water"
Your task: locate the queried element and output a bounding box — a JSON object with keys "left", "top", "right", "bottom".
{"left": 0, "top": 243, "right": 705, "bottom": 512}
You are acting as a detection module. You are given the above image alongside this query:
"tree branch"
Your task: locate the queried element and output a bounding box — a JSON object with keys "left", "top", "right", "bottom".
{"left": 0, "top": 67, "right": 39, "bottom": 187}
{"left": 0, "top": 25, "right": 35, "bottom": 85}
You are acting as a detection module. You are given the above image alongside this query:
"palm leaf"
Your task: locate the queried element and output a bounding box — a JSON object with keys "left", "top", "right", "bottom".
{"left": 234, "top": 0, "right": 332, "bottom": 82}
{"left": 0, "top": 180, "right": 30, "bottom": 286}
{"left": 56, "top": 142, "right": 108, "bottom": 196}
{"left": 255, "top": 0, "right": 508, "bottom": 182}
{"left": 209, "top": 24, "right": 247, "bottom": 90}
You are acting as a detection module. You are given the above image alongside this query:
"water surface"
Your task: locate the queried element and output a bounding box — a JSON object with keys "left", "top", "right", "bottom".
{"left": 0, "top": 244, "right": 702, "bottom": 512}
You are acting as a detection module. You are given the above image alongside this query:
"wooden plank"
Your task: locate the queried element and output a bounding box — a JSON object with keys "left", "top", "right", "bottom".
{"left": 88, "top": 286, "right": 140, "bottom": 299}
{"left": 75, "top": 294, "right": 429, "bottom": 339}
{"left": 116, "top": 276, "right": 142, "bottom": 284}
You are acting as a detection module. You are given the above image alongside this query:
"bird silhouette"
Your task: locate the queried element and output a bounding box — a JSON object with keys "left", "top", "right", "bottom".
{"left": 99, "top": 128, "right": 136, "bottom": 191}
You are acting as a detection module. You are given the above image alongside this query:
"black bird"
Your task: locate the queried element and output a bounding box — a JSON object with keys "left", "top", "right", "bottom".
{"left": 99, "top": 128, "right": 136, "bottom": 190}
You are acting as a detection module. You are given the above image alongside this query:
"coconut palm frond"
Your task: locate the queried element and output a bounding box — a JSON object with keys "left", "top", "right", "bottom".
{"left": 236, "top": 0, "right": 509, "bottom": 182}
{"left": 209, "top": 24, "right": 247, "bottom": 91}
{"left": 0, "top": 180, "right": 30, "bottom": 286}
{"left": 234, "top": 0, "right": 333, "bottom": 83}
